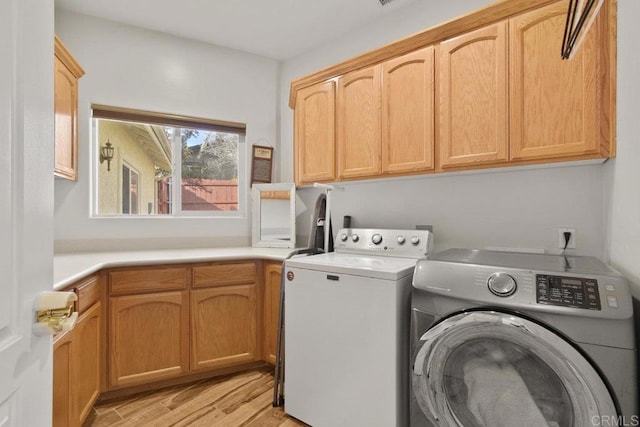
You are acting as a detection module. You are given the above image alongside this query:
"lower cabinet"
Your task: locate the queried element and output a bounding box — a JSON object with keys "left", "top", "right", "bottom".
{"left": 263, "top": 262, "right": 282, "bottom": 365}
{"left": 53, "top": 275, "right": 103, "bottom": 427}
{"left": 109, "top": 291, "right": 190, "bottom": 388}
{"left": 74, "top": 301, "right": 102, "bottom": 423}
{"left": 191, "top": 284, "right": 258, "bottom": 370}
{"left": 53, "top": 331, "right": 74, "bottom": 427}
{"left": 53, "top": 260, "right": 279, "bottom": 421}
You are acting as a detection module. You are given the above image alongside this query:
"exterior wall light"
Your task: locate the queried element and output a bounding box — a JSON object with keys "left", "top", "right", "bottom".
{"left": 100, "top": 139, "right": 114, "bottom": 171}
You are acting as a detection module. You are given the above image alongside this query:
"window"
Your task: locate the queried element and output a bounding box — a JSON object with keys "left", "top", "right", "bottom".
{"left": 122, "top": 163, "right": 139, "bottom": 214}
{"left": 93, "top": 105, "right": 246, "bottom": 217}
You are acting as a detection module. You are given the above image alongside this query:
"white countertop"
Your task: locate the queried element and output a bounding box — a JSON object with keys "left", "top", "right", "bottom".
{"left": 54, "top": 247, "right": 297, "bottom": 290}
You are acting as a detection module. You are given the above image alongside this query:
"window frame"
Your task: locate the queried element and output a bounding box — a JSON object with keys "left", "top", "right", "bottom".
{"left": 91, "top": 105, "right": 247, "bottom": 219}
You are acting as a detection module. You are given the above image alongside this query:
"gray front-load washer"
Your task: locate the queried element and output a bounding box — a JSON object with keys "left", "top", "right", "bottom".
{"left": 410, "top": 249, "right": 637, "bottom": 427}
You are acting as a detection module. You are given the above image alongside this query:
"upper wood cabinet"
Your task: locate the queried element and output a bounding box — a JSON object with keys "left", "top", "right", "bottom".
{"left": 54, "top": 36, "right": 84, "bottom": 181}
{"left": 289, "top": 0, "right": 615, "bottom": 183}
{"left": 263, "top": 262, "right": 282, "bottom": 365}
{"left": 191, "top": 284, "right": 258, "bottom": 371}
{"left": 438, "top": 23, "right": 508, "bottom": 169}
{"left": 509, "top": 1, "right": 601, "bottom": 161}
{"left": 294, "top": 81, "right": 336, "bottom": 185}
{"left": 382, "top": 46, "right": 435, "bottom": 174}
{"left": 337, "top": 66, "right": 381, "bottom": 179}
{"left": 109, "top": 291, "right": 190, "bottom": 388}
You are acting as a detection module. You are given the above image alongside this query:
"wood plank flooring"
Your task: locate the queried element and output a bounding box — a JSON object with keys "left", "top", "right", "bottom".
{"left": 84, "top": 367, "right": 307, "bottom": 427}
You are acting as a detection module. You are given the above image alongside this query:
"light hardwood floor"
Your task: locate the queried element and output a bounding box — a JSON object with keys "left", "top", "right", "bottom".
{"left": 84, "top": 367, "right": 306, "bottom": 426}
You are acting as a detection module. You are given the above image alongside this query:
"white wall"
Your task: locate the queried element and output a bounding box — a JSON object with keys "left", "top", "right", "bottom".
{"left": 54, "top": 10, "right": 280, "bottom": 251}
{"left": 604, "top": 0, "right": 640, "bottom": 296}
{"left": 296, "top": 164, "right": 605, "bottom": 256}
{"left": 281, "top": 0, "right": 607, "bottom": 257}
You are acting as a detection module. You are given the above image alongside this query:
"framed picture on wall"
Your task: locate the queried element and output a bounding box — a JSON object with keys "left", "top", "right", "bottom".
{"left": 250, "top": 145, "right": 274, "bottom": 185}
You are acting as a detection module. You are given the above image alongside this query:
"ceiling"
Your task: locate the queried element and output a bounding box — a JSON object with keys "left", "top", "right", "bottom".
{"left": 55, "top": 0, "right": 419, "bottom": 60}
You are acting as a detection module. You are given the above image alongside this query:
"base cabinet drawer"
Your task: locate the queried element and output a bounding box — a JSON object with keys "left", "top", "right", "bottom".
{"left": 109, "top": 267, "right": 188, "bottom": 295}
{"left": 109, "top": 291, "right": 190, "bottom": 388}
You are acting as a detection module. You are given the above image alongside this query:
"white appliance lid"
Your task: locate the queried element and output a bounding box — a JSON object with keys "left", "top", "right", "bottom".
{"left": 285, "top": 252, "right": 420, "bottom": 280}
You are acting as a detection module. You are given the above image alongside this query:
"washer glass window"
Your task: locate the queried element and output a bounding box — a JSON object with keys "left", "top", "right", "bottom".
{"left": 412, "top": 311, "right": 617, "bottom": 427}
{"left": 443, "top": 337, "right": 572, "bottom": 426}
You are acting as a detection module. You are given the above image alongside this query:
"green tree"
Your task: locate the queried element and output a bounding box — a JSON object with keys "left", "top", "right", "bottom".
{"left": 182, "top": 132, "right": 238, "bottom": 180}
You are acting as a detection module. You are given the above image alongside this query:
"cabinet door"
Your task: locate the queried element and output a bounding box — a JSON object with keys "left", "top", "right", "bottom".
{"left": 109, "top": 291, "right": 189, "bottom": 388}
{"left": 438, "top": 23, "right": 508, "bottom": 169}
{"left": 53, "top": 331, "right": 74, "bottom": 427}
{"left": 263, "top": 262, "right": 282, "bottom": 365}
{"left": 509, "top": 1, "right": 600, "bottom": 161}
{"left": 295, "top": 81, "right": 336, "bottom": 185}
{"left": 54, "top": 55, "right": 78, "bottom": 181}
{"left": 191, "top": 284, "right": 258, "bottom": 371}
{"left": 74, "top": 301, "right": 101, "bottom": 425}
{"left": 337, "top": 66, "right": 381, "bottom": 179}
{"left": 382, "top": 46, "right": 435, "bottom": 174}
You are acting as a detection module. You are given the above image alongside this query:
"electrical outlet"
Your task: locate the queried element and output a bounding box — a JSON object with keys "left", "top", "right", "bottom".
{"left": 558, "top": 227, "right": 576, "bottom": 249}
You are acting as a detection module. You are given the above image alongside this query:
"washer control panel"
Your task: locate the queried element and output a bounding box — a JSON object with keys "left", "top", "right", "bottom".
{"left": 536, "top": 274, "right": 601, "bottom": 310}
{"left": 335, "top": 228, "right": 433, "bottom": 257}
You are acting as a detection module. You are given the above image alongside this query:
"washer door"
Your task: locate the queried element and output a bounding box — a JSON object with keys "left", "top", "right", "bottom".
{"left": 413, "top": 311, "right": 617, "bottom": 427}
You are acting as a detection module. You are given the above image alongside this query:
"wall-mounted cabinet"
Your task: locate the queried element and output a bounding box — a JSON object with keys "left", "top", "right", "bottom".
{"left": 294, "top": 81, "right": 336, "bottom": 185}
{"left": 54, "top": 36, "right": 84, "bottom": 181}
{"left": 509, "top": 2, "right": 601, "bottom": 161}
{"left": 337, "top": 66, "right": 382, "bottom": 179}
{"left": 438, "top": 23, "right": 508, "bottom": 169}
{"left": 300, "top": 47, "right": 437, "bottom": 185}
{"left": 290, "top": 0, "right": 615, "bottom": 185}
{"left": 382, "top": 47, "right": 435, "bottom": 174}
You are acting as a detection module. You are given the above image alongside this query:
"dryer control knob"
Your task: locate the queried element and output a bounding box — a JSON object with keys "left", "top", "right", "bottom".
{"left": 397, "top": 236, "right": 406, "bottom": 244}
{"left": 487, "top": 273, "right": 517, "bottom": 297}
{"left": 351, "top": 234, "right": 359, "bottom": 242}
{"left": 340, "top": 233, "right": 348, "bottom": 242}
{"left": 372, "top": 234, "right": 383, "bottom": 245}
{"left": 411, "top": 236, "right": 420, "bottom": 245}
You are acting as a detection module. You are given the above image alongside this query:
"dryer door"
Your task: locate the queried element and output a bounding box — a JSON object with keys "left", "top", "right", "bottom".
{"left": 412, "top": 311, "right": 617, "bottom": 427}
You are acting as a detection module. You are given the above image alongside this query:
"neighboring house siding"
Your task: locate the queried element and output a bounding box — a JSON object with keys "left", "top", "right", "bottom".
{"left": 98, "top": 120, "right": 158, "bottom": 214}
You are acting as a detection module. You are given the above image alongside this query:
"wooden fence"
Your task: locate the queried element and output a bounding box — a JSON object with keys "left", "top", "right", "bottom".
{"left": 157, "top": 179, "right": 238, "bottom": 213}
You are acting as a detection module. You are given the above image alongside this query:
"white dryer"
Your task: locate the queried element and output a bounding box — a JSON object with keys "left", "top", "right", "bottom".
{"left": 411, "top": 249, "right": 637, "bottom": 427}
{"left": 284, "top": 228, "right": 433, "bottom": 427}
